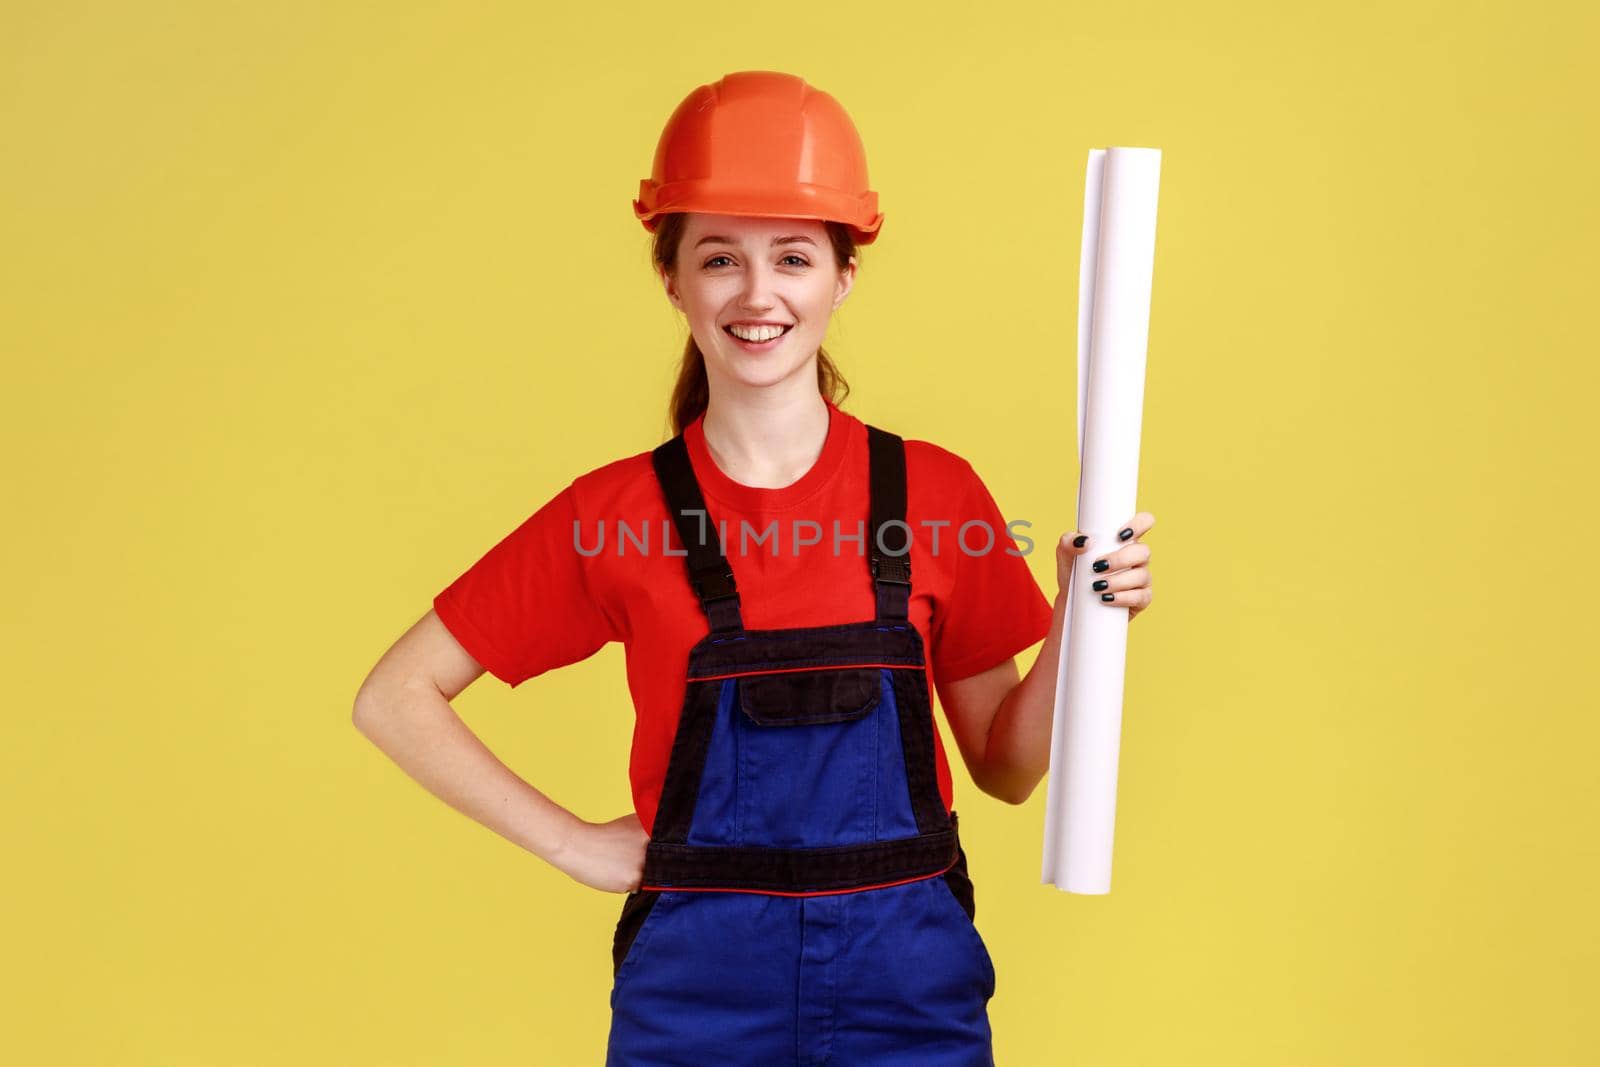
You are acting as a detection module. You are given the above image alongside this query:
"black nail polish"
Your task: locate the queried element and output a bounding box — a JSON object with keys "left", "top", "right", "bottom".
{"left": 1100, "top": 592, "right": 1114, "bottom": 602}
{"left": 1118, "top": 527, "right": 1133, "bottom": 541}
{"left": 1093, "top": 559, "right": 1109, "bottom": 573}
{"left": 1092, "top": 579, "right": 1108, "bottom": 591}
{"left": 1072, "top": 534, "right": 1087, "bottom": 548}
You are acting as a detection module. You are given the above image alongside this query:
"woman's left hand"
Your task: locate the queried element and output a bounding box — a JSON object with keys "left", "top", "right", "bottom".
{"left": 1055, "top": 512, "right": 1155, "bottom": 621}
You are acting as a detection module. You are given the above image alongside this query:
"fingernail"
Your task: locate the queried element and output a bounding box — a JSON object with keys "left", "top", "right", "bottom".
{"left": 1072, "top": 534, "right": 1087, "bottom": 548}
{"left": 1100, "top": 592, "right": 1115, "bottom": 602}
{"left": 1118, "top": 527, "right": 1133, "bottom": 541}
{"left": 1093, "top": 559, "right": 1109, "bottom": 573}
{"left": 1092, "top": 579, "right": 1108, "bottom": 591}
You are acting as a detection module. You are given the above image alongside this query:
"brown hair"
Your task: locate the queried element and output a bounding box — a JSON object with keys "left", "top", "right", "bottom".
{"left": 651, "top": 212, "right": 857, "bottom": 437}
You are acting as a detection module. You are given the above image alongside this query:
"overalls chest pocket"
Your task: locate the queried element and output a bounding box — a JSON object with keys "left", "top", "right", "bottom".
{"left": 727, "top": 666, "right": 890, "bottom": 848}
{"left": 737, "top": 667, "right": 880, "bottom": 726}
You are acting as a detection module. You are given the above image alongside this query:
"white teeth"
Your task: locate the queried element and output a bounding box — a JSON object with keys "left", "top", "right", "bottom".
{"left": 728, "top": 323, "right": 787, "bottom": 342}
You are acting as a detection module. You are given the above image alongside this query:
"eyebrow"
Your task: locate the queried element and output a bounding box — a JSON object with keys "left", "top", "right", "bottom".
{"left": 694, "top": 235, "right": 818, "bottom": 249}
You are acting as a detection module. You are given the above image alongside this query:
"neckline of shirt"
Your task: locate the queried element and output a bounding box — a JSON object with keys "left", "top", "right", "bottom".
{"left": 683, "top": 399, "right": 858, "bottom": 512}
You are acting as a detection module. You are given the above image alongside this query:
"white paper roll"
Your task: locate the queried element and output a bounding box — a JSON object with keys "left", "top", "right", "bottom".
{"left": 1040, "top": 146, "right": 1161, "bottom": 895}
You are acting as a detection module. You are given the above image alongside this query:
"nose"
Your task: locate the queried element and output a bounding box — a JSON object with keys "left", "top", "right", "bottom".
{"left": 737, "top": 260, "right": 778, "bottom": 311}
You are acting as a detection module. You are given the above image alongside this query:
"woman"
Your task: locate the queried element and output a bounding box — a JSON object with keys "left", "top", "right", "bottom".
{"left": 354, "top": 71, "right": 1154, "bottom": 1066}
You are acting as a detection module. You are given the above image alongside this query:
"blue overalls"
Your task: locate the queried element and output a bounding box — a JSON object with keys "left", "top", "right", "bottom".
{"left": 605, "top": 425, "right": 997, "bottom": 1067}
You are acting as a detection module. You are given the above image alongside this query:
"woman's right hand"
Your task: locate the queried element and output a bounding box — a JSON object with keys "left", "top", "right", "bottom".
{"left": 552, "top": 811, "right": 651, "bottom": 894}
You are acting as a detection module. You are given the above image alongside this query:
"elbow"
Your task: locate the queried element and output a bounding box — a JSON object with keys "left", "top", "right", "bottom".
{"left": 991, "top": 782, "right": 1032, "bottom": 807}
{"left": 1004, "top": 778, "right": 1041, "bottom": 806}
{"left": 974, "top": 768, "right": 1032, "bottom": 807}
{"left": 977, "top": 764, "right": 1042, "bottom": 807}
{"left": 351, "top": 685, "right": 384, "bottom": 737}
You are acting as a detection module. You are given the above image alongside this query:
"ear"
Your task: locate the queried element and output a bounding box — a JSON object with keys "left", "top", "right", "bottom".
{"left": 660, "top": 265, "right": 684, "bottom": 313}
{"left": 832, "top": 256, "right": 858, "bottom": 311}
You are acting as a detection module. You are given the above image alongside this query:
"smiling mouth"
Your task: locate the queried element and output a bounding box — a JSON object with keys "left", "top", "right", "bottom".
{"left": 724, "top": 324, "right": 793, "bottom": 344}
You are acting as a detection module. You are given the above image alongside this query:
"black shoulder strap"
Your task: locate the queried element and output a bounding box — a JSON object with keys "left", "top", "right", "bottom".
{"left": 651, "top": 435, "right": 743, "bottom": 633}
{"left": 866, "top": 424, "right": 911, "bottom": 621}
{"left": 653, "top": 424, "right": 910, "bottom": 629}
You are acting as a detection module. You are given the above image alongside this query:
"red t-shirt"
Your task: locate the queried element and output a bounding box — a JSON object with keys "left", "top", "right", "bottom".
{"left": 433, "top": 400, "right": 1055, "bottom": 834}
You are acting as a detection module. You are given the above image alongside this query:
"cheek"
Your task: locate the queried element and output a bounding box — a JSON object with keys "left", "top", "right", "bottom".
{"left": 684, "top": 284, "right": 736, "bottom": 321}
{"left": 795, "top": 281, "right": 840, "bottom": 321}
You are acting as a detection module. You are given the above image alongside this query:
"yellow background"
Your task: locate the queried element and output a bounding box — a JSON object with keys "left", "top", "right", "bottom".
{"left": 4, "top": 1, "right": 1595, "bottom": 1063}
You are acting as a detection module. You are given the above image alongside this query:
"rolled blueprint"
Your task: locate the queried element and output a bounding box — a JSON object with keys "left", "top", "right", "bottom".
{"left": 1040, "top": 146, "right": 1161, "bottom": 895}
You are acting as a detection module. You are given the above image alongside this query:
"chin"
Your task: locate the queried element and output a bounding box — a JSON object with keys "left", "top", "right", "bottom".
{"left": 709, "top": 349, "right": 816, "bottom": 389}
{"left": 725, "top": 364, "right": 807, "bottom": 391}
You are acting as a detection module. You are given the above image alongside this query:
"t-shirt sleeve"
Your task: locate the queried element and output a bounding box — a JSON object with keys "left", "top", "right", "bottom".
{"left": 929, "top": 461, "right": 1056, "bottom": 687}
{"left": 432, "top": 481, "right": 619, "bottom": 688}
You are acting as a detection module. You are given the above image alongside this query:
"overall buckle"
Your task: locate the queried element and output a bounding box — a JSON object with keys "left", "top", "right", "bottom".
{"left": 870, "top": 554, "right": 911, "bottom": 585}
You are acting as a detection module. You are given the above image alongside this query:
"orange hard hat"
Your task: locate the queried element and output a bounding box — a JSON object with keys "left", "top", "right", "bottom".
{"left": 633, "top": 71, "right": 884, "bottom": 245}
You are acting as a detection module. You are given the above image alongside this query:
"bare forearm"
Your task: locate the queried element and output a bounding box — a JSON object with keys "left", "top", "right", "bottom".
{"left": 352, "top": 678, "right": 584, "bottom": 864}
{"left": 981, "top": 591, "right": 1070, "bottom": 804}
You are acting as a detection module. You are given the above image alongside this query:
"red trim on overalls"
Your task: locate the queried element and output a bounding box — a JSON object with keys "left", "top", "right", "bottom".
{"left": 689, "top": 661, "right": 923, "bottom": 683}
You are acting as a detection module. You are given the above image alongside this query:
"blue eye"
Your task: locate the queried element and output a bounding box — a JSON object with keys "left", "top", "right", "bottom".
{"left": 704, "top": 255, "right": 732, "bottom": 268}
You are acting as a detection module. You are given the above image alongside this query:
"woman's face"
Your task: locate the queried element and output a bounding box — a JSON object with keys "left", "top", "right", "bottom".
{"left": 662, "top": 213, "right": 856, "bottom": 394}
